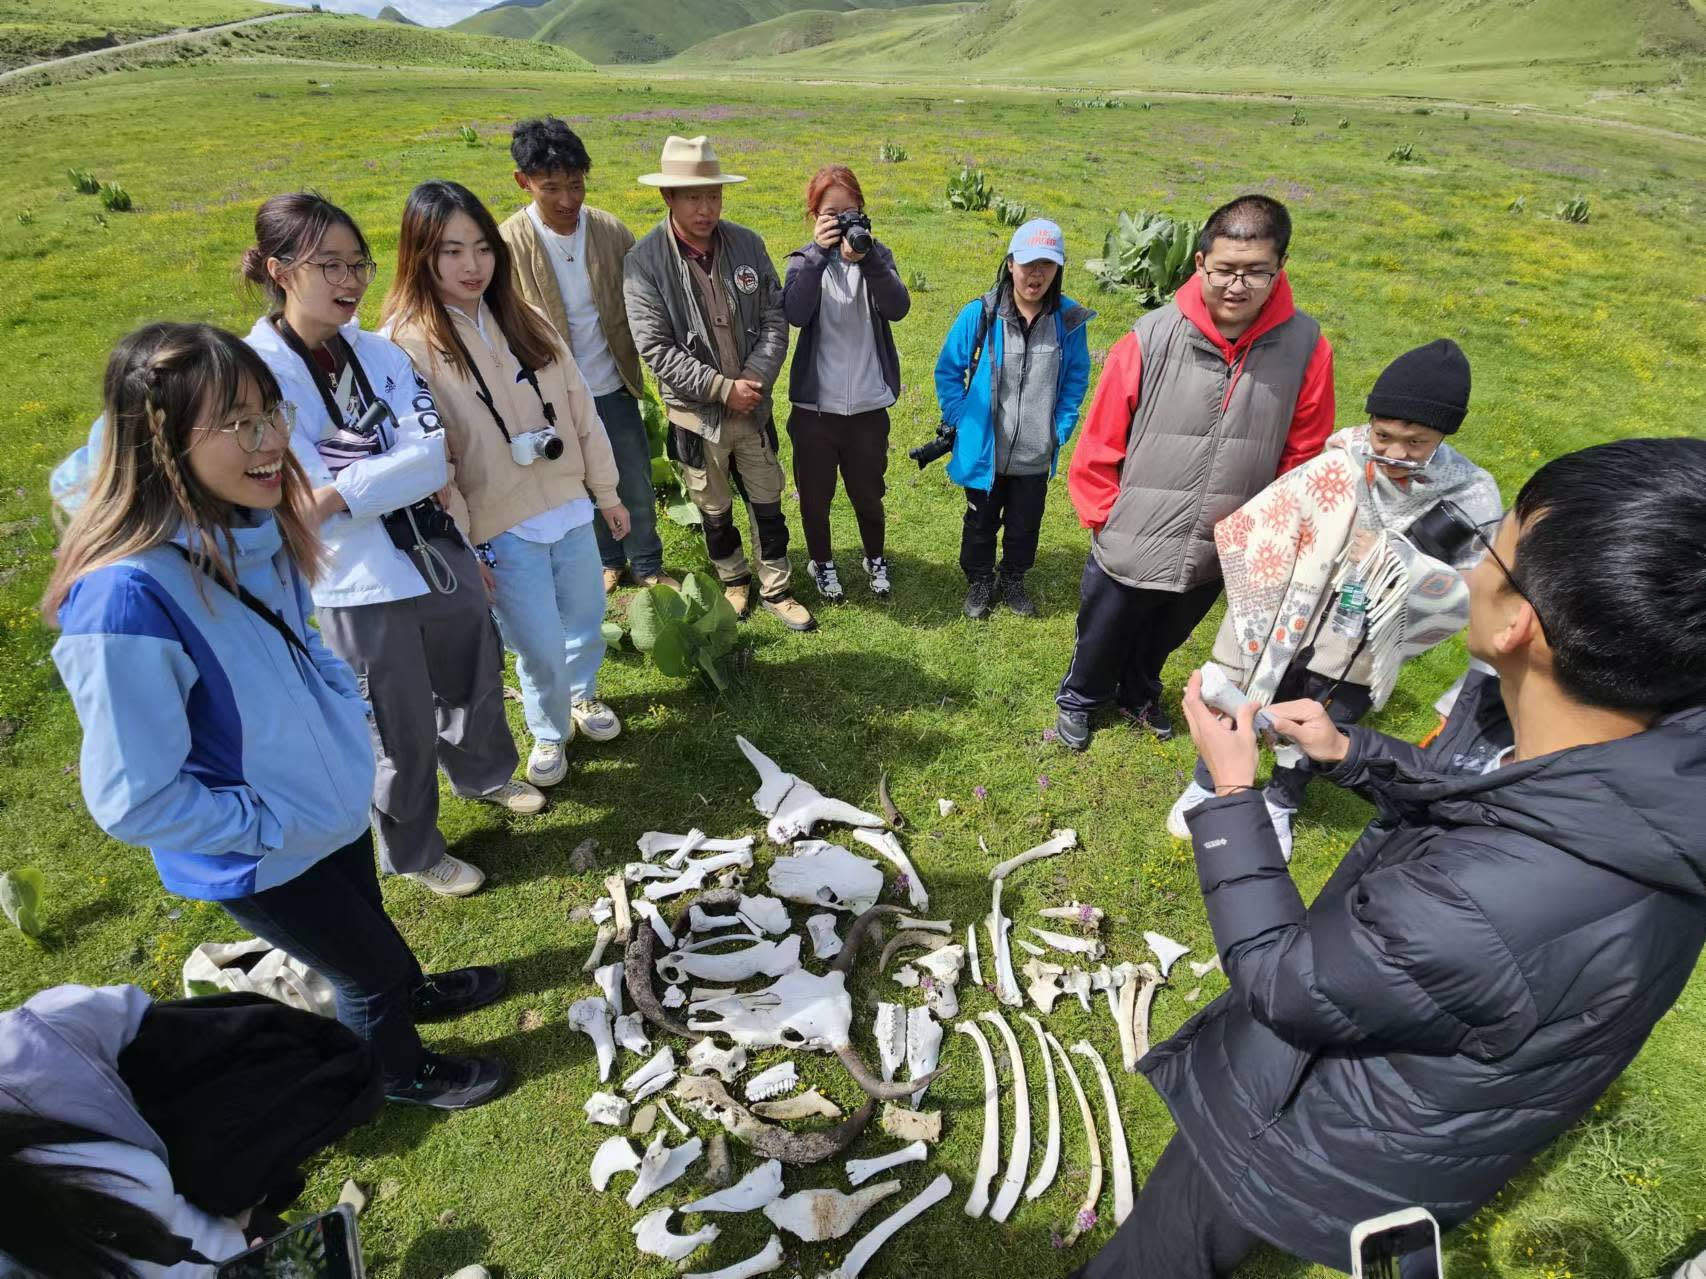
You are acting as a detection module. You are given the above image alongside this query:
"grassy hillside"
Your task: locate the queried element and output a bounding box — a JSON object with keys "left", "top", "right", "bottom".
{"left": 377, "top": 4, "right": 420, "bottom": 23}
{"left": 453, "top": 0, "right": 940, "bottom": 64}
{"left": 0, "top": 0, "right": 285, "bottom": 70}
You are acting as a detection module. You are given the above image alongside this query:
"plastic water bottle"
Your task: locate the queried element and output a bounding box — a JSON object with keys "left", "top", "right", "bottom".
{"left": 1330, "top": 564, "right": 1369, "bottom": 640}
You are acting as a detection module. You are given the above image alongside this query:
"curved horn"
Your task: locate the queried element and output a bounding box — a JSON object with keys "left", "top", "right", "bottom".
{"left": 835, "top": 1043, "right": 944, "bottom": 1100}
{"left": 624, "top": 887, "right": 743, "bottom": 1041}
{"left": 831, "top": 904, "right": 906, "bottom": 977}
{"left": 878, "top": 930, "right": 954, "bottom": 973}
{"left": 673, "top": 1074, "right": 876, "bottom": 1165}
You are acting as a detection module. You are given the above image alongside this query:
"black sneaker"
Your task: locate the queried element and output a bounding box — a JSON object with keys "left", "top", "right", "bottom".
{"left": 964, "top": 575, "right": 997, "bottom": 620}
{"left": 1118, "top": 700, "right": 1175, "bottom": 742}
{"left": 1056, "top": 707, "right": 1092, "bottom": 752}
{"left": 410, "top": 966, "right": 508, "bottom": 1022}
{"left": 386, "top": 1050, "right": 511, "bottom": 1111}
{"left": 999, "top": 573, "right": 1036, "bottom": 616}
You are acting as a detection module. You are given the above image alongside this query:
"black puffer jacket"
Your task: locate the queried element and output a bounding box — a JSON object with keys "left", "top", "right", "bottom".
{"left": 1145, "top": 671, "right": 1706, "bottom": 1270}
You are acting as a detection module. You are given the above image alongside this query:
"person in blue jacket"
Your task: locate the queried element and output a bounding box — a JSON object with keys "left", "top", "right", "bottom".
{"left": 934, "top": 218, "right": 1094, "bottom": 619}
{"left": 43, "top": 322, "right": 510, "bottom": 1112}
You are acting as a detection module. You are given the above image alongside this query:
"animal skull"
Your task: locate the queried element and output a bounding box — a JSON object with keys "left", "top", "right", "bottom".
{"left": 767, "top": 843, "right": 885, "bottom": 914}
{"left": 735, "top": 735, "right": 887, "bottom": 844}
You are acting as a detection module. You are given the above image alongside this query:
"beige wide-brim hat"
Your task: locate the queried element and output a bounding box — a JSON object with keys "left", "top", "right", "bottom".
{"left": 637, "top": 134, "right": 747, "bottom": 188}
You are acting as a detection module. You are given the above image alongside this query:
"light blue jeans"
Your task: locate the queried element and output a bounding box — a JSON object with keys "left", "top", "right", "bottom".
{"left": 489, "top": 521, "right": 606, "bottom": 744}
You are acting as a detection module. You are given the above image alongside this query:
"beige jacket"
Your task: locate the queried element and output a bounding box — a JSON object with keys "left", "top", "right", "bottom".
{"left": 499, "top": 204, "right": 645, "bottom": 401}
{"left": 386, "top": 302, "right": 620, "bottom": 546}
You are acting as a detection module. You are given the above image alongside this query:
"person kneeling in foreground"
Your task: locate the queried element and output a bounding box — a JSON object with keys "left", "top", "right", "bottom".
{"left": 1074, "top": 436, "right": 1706, "bottom": 1279}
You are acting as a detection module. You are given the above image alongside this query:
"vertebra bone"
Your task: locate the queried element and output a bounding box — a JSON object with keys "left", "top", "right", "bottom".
{"left": 807, "top": 912, "right": 843, "bottom": 959}
{"left": 613, "top": 1012, "right": 651, "bottom": 1056}
{"left": 686, "top": 1038, "right": 748, "bottom": 1083}
{"left": 584, "top": 1091, "right": 631, "bottom": 1128}
{"left": 1022, "top": 957, "right": 1068, "bottom": 1014}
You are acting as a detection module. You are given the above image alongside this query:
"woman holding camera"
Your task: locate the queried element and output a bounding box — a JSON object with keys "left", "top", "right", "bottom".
{"left": 382, "top": 180, "right": 626, "bottom": 790}
{"left": 242, "top": 192, "right": 542, "bottom": 902}
{"left": 782, "top": 165, "right": 910, "bottom": 602}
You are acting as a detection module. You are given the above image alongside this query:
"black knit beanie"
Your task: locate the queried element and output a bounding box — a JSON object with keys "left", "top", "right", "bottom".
{"left": 1364, "top": 338, "right": 1471, "bottom": 434}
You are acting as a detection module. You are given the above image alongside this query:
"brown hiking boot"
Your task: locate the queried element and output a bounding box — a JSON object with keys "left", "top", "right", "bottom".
{"left": 724, "top": 582, "right": 752, "bottom": 617}
{"left": 636, "top": 571, "right": 681, "bottom": 590}
{"left": 761, "top": 594, "right": 817, "bottom": 632}
{"left": 602, "top": 567, "right": 624, "bottom": 595}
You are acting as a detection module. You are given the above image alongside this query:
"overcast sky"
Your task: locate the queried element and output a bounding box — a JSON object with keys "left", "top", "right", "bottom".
{"left": 274, "top": 0, "right": 495, "bottom": 25}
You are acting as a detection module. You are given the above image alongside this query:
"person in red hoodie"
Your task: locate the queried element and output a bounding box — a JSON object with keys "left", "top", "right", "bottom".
{"left": 1054, "top": 194, "right": 1334, "bottom": 750}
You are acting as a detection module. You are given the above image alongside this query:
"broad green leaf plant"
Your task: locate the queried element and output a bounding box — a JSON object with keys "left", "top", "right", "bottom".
{"left": 627, "top": 572, "right": 740, "bottom": 691}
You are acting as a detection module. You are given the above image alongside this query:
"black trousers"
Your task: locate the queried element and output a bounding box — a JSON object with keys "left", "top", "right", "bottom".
{"left": 788, "top": 406, "right": 890, "bottom": 563}
{"left": 961, "top": 471, "right": 1048, "bottom": 580}
{"left": 1057, "top": 555, "right": 1223, "bottom": 715}
{"left": 1193, "top": 666, "right": 1375, "bottom": 810}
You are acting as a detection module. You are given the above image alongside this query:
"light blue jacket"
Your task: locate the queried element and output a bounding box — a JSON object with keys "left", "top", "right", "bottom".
{"left": 51, "top": 517, "right": 375, "bottom": 901}
{"left": 933, "top": 285, "right": 1095, "bottom": 492}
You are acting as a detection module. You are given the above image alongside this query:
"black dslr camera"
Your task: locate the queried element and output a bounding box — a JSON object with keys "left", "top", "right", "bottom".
{"left": 909, "top": 422, "right": 955, "bottom": 469}
{"left": 835, "top": 209, "right": 874, "bottom": 257}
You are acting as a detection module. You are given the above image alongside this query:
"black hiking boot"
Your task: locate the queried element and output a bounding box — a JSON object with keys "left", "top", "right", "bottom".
{"left": 386, "top": 1051, "right": 511, "bottom": 1111}
{"left": 999, "top": 572, "right": 1036, "bottom": 616}
{"left": 410, "top": 966, "right": 508, "bottom": 1022}
{"left": 964, "top": 574, "right": 997, "bottom": 620}
{"left": 1056, "top": 707, "right": 1092, "bottom": 752}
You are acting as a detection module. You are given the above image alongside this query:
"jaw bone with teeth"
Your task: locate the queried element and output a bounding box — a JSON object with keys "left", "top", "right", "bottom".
{"left": 735, "top": 735, "right": 888, "bottom": 844}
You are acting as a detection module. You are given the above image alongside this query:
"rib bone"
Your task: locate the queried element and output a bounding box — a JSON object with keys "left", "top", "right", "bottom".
{"left": 1046, "top": 1031, "right": 1102, "bottom": 1245}
{"left": 987, "top": 828, "right": 1077, "bottom": 881}
{"left": 980, "top": 1010, "right": 1030, "bottom": 1223}
{"left": 1130, "top": 962, "right": 1164, "bottom": 1067}
{"left": 956, "top": 1018, "right": 1001, "bottom": 1219}
{"left": 621, "top": 1045, "right": 676, "bottom": 1097}
{"left": 845, "top": 1139, "right": 928, "bottom": 1186}
{"left": 824, "top": 1173, "right": 952, "bottom": 1279}
{"left": 1020, "top": 1013, "right": 1061, "bottom": 1201}
{"left": 1071, "top": 1039, "right": 1133, "bottom": 1226}
{"left": 966, "top": 923, "right": 984, "bottom": 986}
{"left": 1112, "top": 961, "right": 1141, "bottom": 1070}
{"left": 989, "top": 878, "right": 1022, "bottom": 1007}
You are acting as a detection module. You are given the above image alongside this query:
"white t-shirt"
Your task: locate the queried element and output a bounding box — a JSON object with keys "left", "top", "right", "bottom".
{"left": 526, "top": 203, "right": 623, "bottom": 398}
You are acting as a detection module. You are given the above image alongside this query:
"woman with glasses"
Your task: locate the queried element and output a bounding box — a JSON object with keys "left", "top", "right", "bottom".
{"left": 43, "top": 323, "right": 510, "bottom": 1112}
{"left": 241, "top": 192, "right": 543, "bottom": 906}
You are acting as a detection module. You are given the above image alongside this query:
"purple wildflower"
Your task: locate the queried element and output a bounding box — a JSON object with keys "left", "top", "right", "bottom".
{"left": 1078, "top": 902, "right": 1096, "bottom": 925}
{"left": 1050, "top": 1231, "right": 1066, "bottom": 1250}
{"left": 1077, "top": 1208, "right": 1098, "bottom": 1232}
{"left": 1042, "top": 727, "right": 1059, "bottom": 744}
{"left": 973, "top": 785, "right": 988, "bottom": 801}
{"left": 1038, "top": 774, "right": 1051, "bottom": 791}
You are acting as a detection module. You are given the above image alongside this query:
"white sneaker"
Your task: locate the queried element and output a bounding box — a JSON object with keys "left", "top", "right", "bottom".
{"left": 809, "top": 560, "right": 844, "bottom": 602}
{"left": 405, "top": 854, "right": 485, "bottom": 897}
{"left": 572, "top": 698, "right": 622, "bottom": 743}
{"left": 481, "top": 779, "right": 546, "bottom": 815}
{"left": 1266, "top": 796, "right": 1296, "bottom": 864}
{"left": 1166, "top": 780, "right": 1216, "bottom": 839}
{"left": 862, "top": 555, "right": 891, "bottom": 599}
{"left": 527, "top": 738, "right": 569, "bottom": 786}
{"left": 445, "top": 1268, "right": 490, "bottom": 1279}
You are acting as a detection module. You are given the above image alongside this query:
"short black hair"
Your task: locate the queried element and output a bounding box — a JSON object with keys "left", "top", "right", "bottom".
{"left": 1198, "top": 193, "right": 1291, "bottom": 261}
{"left": 510, "top": 116, "right": 592, "bottom": 177}
{"left": 1512, "top": 437, "right": 1706, "bottom": 711}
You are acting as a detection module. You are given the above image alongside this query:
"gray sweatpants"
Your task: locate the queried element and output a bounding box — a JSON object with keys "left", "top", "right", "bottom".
{"left": 318, "top": 534, "right": 518, "bottom": 875}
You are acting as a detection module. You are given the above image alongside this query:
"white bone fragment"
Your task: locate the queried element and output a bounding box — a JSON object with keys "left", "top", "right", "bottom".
{"left": 956, "top": 1019, "right": 1001, "bottom": 1219}
{"left": 1022, "top": 957, "right": 1068, "bottom": 1015}
{"left": 875, "top": 1002, "right": 906, "bottom": 1084}
{"left": 630, "top": 1070, "right": 676, "bottom": 1104}
{"left": 880, "top": 1103, "right": 941, "bottom": 1143}
{"left": 638, "top": 831, "right": 754, "bottom": 861}
{"left": 898, "top": 916, "right": 951, "bottom": 933}
{"left": 735, "top": 736, "right": 887, "bottom": 844}
{"left": 590, "top": 896, "right": 614, "bottom": 924}
{"left": 633, "top": 1208, "right": 719, "bottom": 1261}
{"left": 627, "top": 1130, "right": 703, "bottom": 1208}
{"left": 1072, "top": 1039, "right": 1133, "bottom": 1226}
{"left": 1046, "top": 1031, "right": 1102, "bottom": 1244}
{"left": 663, "top": 828, "right": 708, "bottom": 868}
{"left": 1016, "top": 937, "right": 1047, "bottom": 957}
{"left": 1112, "top": 961, "right": 1142, "bottom": 1071}
{"left": 980, "top": 1010, "right": 1030, "bottom": 1223}
{"left": 738, "top": 895, "right": 791, "bottom": 936}
{"left": 621, "top": 1045, "right": 677, "bottom": 1097}
{"left": 1186, "top": 984, "right": 1203, "bottom": 1002}
{"left": 807, "top": 913, "right": 843, "bottom": 960}
{"left": 894, "top": 964, "right": 920, "bottom": 987}
{"left": 990, "top": 878, "right": 1022, "bottom": 1007}
{"left": 584, "top": 1091, "right": 631, "bottom": 1128}
{"left": 1029, "top": 926, "right": 1105, "bottom": 959}
{"left": 625, "top": 861, "right": 679, "bottom": 883}
{"left": 767, "top": 844, "right": 885, "bottom": 914}
{"left": 845, "top": 1140, "right": 928, "bottom": 1187}
{"left": 568, "top": 997, "right": 615, "bottom": 1082}
{"left": 1039, "top": 901, "right": 1103, "bottom": 923}
{"left": 1019, "top": 1014, "right": 1060, "bottom": 1201}
{"left": 603, "top": 873, "right": 632, "bottom": 942}
{"left": 688, "top": 985, "right": 739, "bottom": 1005}
{"left": 686, "top": 1038, "right": 748, "bottom": 1083}
{"left": 752, "top": 1088, "right": 842, "bottom": 1120}
{"left": 915, "top": 945, "right": 965, "bottom": 1020}
{"left": 684, "top": 1233, "right": 783, "bottom": 1279}
{"left": 689, "top": 905, "right": 743, "bottom": 933}
{"left": 987, "top": 828, "right": 1078, "bottom": 882}
{"left": 937, "top": 798, "right": 955, "bottom": 817}
{"left": 687, "top": 968, "right": 853, "bottom": 1054}
{"left": 852, "top": 827, "right": 929, "bottom": 911}
{"left": 1097, "top": 966, "right": 1127, "bottom": 1052}
{"left": 591, "top": 1135, "right": 641, "bottom": 1191}
{"left": 594, "top": 961, "right": 624, "bottom": 1016}
{"left": 631, "top": 900, "right": 675, "bottom": 948}
{"left": 906, "top": 1006, "right": 942, "bottom": 1107}
{"left": 1189, "top": 953, "right": 1224, "bottom": 980}
{"left": 657, "top": 934, "right": 802, "bottom": 986}
{"left": 764, "top": 1181, "right": 902, "bottom": 1242}
{"left": 1065, "top": 967, "right": 1093, "bottom": 1013}
{"left": 744, "top": 1060, "right": 798, "bottom": 1101}
{"left": 614, "top": 1012, "right": 651, "bottom": 1056}
{"left": 580, "top": 923, "right": 616, "bottom": 972}
{"left": 966, "top": 923, "right": 984, "bottom": 986}
{"left": 663, "top": 983, "right": 686, "bottom": 1009}
{"left": 644, "top": 851, "right": 755, "bottom": 901}
{"left": 1144, "top": 930, "right": 1191, "bottom": 979}
{"left": 825, "top": 1173, "right": 952, "bottom": 1279}
{"left": 681, "top": 1158, "right": 784, "bottom": 1214}
{"left": 1130, "top": 962, "right": 1164, "bottom": 1067}
{"left": 657, "top": 1098, "right": 691, "bottom": 1136}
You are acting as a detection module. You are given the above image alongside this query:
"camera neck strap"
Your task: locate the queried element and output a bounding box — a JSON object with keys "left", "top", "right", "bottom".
{"left": 445, "top": 323, "right": 556, "bottom": 446}
{"left": 272, "top": 316, "right": 377, "bottom": 433}
{"left": 165, "top": 543, "right": 313, "bottom": 665}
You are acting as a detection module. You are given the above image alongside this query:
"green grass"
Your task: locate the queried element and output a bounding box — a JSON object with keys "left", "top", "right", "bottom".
{"left": 0, "top": 0, "right": 285, "bottom": 70}
{"left": 2, "top": 62, "right": 1706, "bottom": 1279}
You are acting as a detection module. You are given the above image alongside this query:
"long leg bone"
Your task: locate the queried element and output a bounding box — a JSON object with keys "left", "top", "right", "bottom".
{"left": 638, "top": 831, "right": 755, "bottom": 862}
{"left": 673, "top": 1074, "right": 876, "bottom": 1165}
{"left": 852, "top": 827, "right": 928, "bottom": 910}
{"left": 632, "top": 900, "right": 675, "bottom": 948}
{"left": 1020, "top": 1013, "right": 1061, "bottom": 1201}
{"left": 1039, "top": 901, "right": 1104, "bottom": 923}
{"left": 987, "top": 829, "right": 1078, "bottom": 882}
{"left": 569, "top": 997, "right": 615, "bottom": 1082}
{"left": 955, "top": 1019, "right": 1001, "bottom": 1219}
{"left": 1046, "top": 1032, "right": 1102, "bottom": 1245}
{"left": 981, "top": 1010, "right": 1031, "bottom": 1224}
{"left": 581, "top": 923, "right": 616, "bottom": 972}
{"left": 824, "top": 1173, "right": 953, "bottom": 1279}
{"left": 845, "top": 1139, "right": 928, "bottom": 1187}
{"left": 684, "top": 1233, "right": 784, "bottom": 1279}
{"left": 603, "top": 873, "right": 633, "bottom": 942}
{"left": 763, "top": 1181, "right": 903, "bottom": 1241}
{"left": 1071, "top": 1040, "right": 1133, "bottom": 1226}
{"left": 1130, "top": 962, "right": 1163, "bottom": 1067}
{"left": 621, "top": 1045, "right": 676, "bottom": 1097}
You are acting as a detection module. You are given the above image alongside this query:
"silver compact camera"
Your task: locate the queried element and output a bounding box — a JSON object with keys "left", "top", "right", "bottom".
{"left": 510, "top": 427, "right": 565, "bottom": 466}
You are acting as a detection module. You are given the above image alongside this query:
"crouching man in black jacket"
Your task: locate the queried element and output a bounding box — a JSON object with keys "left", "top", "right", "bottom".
{"left": 1075, "top": 437, "right": 1706, "bottom": 1279}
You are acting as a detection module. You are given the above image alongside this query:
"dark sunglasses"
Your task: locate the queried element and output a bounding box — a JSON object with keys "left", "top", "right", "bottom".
{"left": 1421, "top": 500, "right": 1551, "bottom": 638}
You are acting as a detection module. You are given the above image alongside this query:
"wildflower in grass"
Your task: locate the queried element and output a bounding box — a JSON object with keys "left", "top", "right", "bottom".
{"left": 973, "top": 784, "right": 988, "bottom": 800}
{"left": 1077, "top": 1208, "right": 1097, "bottom": 1232}
{"left": 1042, "top": 727, "right": 1058, "bottom": 743}
{"left": 1050, "top": 1230, "right": 1066, "bottom": 1249}
{"left": 1039, "top": 774, "right": 1051, "bottom": 790}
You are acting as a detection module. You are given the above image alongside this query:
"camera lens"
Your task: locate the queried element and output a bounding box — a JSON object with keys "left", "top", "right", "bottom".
{"left": 541, "top": 434, "right": 565, "bottom": 460}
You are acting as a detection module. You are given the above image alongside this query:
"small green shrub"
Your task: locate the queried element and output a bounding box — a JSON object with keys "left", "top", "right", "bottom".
{"left": 457, "top": 124, "right": 479, "bottom": 146}
{"left": 877, "top": 140, "right": 908, "bottom": 163}
{"left": 1412, "top": 105, "right": 1433, "bottom": 115}
{"left": 1387, "top": 142, "right": 1418, "bottom": 163}
{"left": 628, "top": 572, "right": 740, "bottom": 691}
{"left": 16, "top": 210, "right": 34, "bottom": 226}
{"left": 98, "top": 182, "right": 133, "bottom": 212}
{"left": 947, "top": 167, "right": 994, "bottom": 212}
{"left": 1085, "top": 209, "right": 1204, "bottom": 309}
{"left": 69, "top": 168, "right": 100, "bottom": 194}
{"left": 1338, "top": 117, "right": 1350, "bottom": 129}
{"left": 995, "top": 195, "right": 1029, "bottom": 227}
{"left": 1289, "top": 107, "right": 1306, "bottom": 126}
{"left": 1061, "top": 95, "right": 1123, "bottom": 110}
{"left": 0, "top": 867, "right": 45, "bottom": 940}
{"left": 907, "top": 269, "right": 930, "bottom": 293}
{"left": 1508, "top": 194, "right": 1527, "bottom": 213}
{"left": 1557, "top": 195, "right": 1590, "bottom": 224}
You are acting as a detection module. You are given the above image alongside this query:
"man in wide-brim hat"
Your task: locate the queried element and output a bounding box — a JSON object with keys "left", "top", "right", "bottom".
{"left": 623, "top": 135, "right": 815, "bottom": 632}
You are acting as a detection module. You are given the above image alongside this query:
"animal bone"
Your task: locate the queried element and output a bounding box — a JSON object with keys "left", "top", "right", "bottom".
{"left": 633, "top": 1208, "right": 719, "bottom": 1262}
{"left": 1029, "top": 926, "right": 1105, "bottom": 959}
{"left": 658, "top": 1098, "right": 691, "bottom": 1137}
{"left": 824, "top": 1173, "right": 952, "bottom": 1279}
{"left": 764, "top": 1182, "right": 902, "bottom": 1242}
{"left": 672, "top": 1075, "right": 876, "bottom": 1165}
{"left": 989, "top": 878, "right": 1022, "bottom": 1007}
{"left": 1186, "top": 984, "right": 1203, "bottom": 1002}
{"left": 1189, "top": 953, "right": 1224, "bottom": 980}
{"left": 688, "top": 905, "right": 743, "bottom": 933}
{"left": 896, "top": 916, "right": 951, "bottom": 934}
{"left": 906, "top": 1006, "right": 942, "bottom": 1106}
{"left": 684, "top": 1233, "right": 783, "bottom": 1279}
{"left": 681, "top": 1157, "right": 784, "bottom": 1213}
{"left": 1016, "top": 938, "right": 1047, "bottom": 957}
{"left": 879, "top": 930, "right": 954, "bottom": 974}
{"left": 622, "top": 1046, "right": 677, "bottom": 1097}
{"left": 807, "top": 913, "right": 843, "bottom": 959}
{"left": 767, "top": 843, "right": 884, "bottom": 914}
{"left": 705, "top": 1131, "right": 732, "bottom": 1187}
{"left": 753, "top": 1088, "right": 842, "bottom": 1121}
{"left": 987, "top": 828, "right": 1078, "bottom": 882}
{"left": 591, "top": 1135, "right": 641, "bottom": 1192}
{"left": 689, "top": 985, "right": 739, "bottom": 1004}
{"left": 1198, "top": 661, "right": 1276, "bottom": 732}
{"left": 878, "top": 770, "right": 904, "bottom": 829}
{"left": 1111, "top": 961, "right": 1142, "bottom": 1070}
{"left": 568, "top": 997, "right": 615, "bottom": 1082}
{"left": 657, "top": 933, "right": 802, "bottom": 986}
{"left": 625, "top": 862, "right": 680, "bottom": 883}
{"left": 1039, "top": 901, "right": 1104, "bottom": 923}
{"left": 632, "top": 900, "right": 675, "bottom": 948}
{"left": 1019, "top": 1014, "right": 1060, "bottom": 1201}
{"left": 581, "top": 923, "right": 616, "bottom": 972}
{"left": 1045, "top": 1031, "right": 1102, "bottom": 1245}
{"left": 916, "top": 944, "right": 965, "bottom": 1019}
{"left": 845, "top": 1140, "right": 928, "bottom": 1186}
{"left": 745, "top": 1060, "right": 799, "bottom": 1101}
{"left": 603, "top": 873, "right": 633, "bottom": 942}
{"left": 1144, "top": 930, "right": 1191, "bottom": 979}
{"left": 966, "top": 923, "right": 984, "bottom": 985}
{"left": 1129, "top": 962, "right": 1164, "bottom": 1068}
{"left": 613, "top": 1012, "right": 651, "bottom": 1056}
{"left": 637, "top": 831, "right": 754, "bottom": 861}
{"left": 956, "top": 1019, "right": 1001, "bottom": 1219}
{"left": 590, "top": 896, "right": 614, "bottom": 924}
{"left": 1071, "top": 1039, "right": 1133, "bottom": 1226}
{"left": 980, "top": 1011, "right": 1030, "bottom": 1223}
{"left": 894, "top": 965, "right": 919, "bottom": 987}
{"left": 737, "top": 895, "right": 791, "bottom": 936}
{"left": 594, "top": 962, "right": 624, "bottom": 1016}
{"left": 735, "top": 735, "right": 887, "bottom": 844}
{"left": 1065, "top": 967, "right": 1093, "bottom": 1014}
{"left": 626, "top": 1130, "right": 703, "bottom": 1208}
{"left": 643, "top": 850, "right": 755, "bottom": 901}
{"left": 663, "top": 984, "right": 686, "bottom": 1008}
{"left": 686, "top": 1038, "right": 748, "bottom": 1083}
{"left": 937, "top": 798, "right": 955, "bottom": 817}
{"left": 852, "top": 827, "right": 929, "bottom": 910}
{"left": 880, "top": 1103, "right": 941, "bottom": 1144}
{"left": 1022, "top": 957, "right": 1068, "bottom": 1014}
{"left": 663, "top": 828, "right": 709, "bottom": 868}
{"left": 875, "top": 1002, "right": 906, "bottom": 1084}
{"left": 630, "top": 1071, "right": 675, "bottom": 1104}
{"left": 584, "top": 1091, "right": 631, "bottom": 1128}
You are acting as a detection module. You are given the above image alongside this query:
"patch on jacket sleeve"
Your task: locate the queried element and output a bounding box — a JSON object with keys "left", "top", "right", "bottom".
{"left": 734, "top": 265, "right": 759, "bottom": 295}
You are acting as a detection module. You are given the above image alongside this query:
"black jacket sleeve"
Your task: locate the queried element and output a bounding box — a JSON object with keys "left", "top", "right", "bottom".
{"left": 783, "top": 244, "right": 831, "bottom": 327}
{"left": 863, "top": 242, "right": 912, "bottom": 322}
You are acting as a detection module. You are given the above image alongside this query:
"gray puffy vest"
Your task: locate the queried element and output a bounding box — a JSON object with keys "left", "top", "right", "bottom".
{"left": 1090, "top": 302, "right": 1322, "bottom": 592}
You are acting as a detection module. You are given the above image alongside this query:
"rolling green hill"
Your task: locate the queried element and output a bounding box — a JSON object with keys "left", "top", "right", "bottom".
{"left": 0, "top": 0, "right": 285, "bottom": 70}
{"left": 453, "top": 0, "right": 940, "bottom": 64}
{"left": 376, "top": 4, "right": 420, "bottom": 23}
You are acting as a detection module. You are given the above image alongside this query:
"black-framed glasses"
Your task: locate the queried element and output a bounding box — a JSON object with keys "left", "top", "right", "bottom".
{"left": 1436, "top": 499, "right": 1551, "bottom": 637}
{"left": 1203, "top": 268, "right": 1277, "bottom": 291}
{"left": 206, "top": 402, "right": 295, "bottom": 453}
{"left": 288, "top": 257, "right": 378, "bottom": 288}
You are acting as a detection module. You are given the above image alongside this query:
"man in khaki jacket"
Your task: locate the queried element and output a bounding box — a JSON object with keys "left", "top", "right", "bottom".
{"left": 501, "top": 117, "right": 676, "bottom": 595}
{"left": 622, "top": 135, "right": 813, "bottom": 632}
